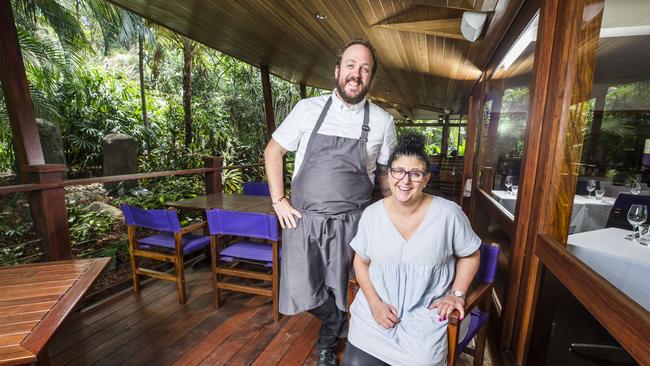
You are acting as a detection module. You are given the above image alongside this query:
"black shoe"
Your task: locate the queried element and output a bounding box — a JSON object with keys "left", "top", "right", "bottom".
{"left": 316, "top": 349, "right": 337, "bottom": 366}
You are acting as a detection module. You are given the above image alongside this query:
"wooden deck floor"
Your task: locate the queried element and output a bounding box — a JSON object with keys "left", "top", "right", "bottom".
{"left": 48, "top": 263, "right": 326, "bottom": 366}
{"left": 49, "top": 263, "right": 494, "bottom": 366}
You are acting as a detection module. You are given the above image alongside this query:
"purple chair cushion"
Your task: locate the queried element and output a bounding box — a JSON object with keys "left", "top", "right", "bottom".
{"left": 457, "top": 309, "right": 489, "bottom": 354}
{"left": 219, "top": 240, "right": 281, "bottom": 268}
{"left": 138, "top": 233, "right": 210, "bottom": 254}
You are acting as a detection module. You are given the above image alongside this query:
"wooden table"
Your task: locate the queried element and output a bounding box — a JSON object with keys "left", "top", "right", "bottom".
{"left": 166, "top": 193, "right": 274, "bottom": 214}
{"left": 0, "top": 258, "right": 110, "bottom": 365}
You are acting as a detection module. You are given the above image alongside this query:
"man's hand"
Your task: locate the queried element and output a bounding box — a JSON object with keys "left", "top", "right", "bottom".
{"left": 369, "top": 298, "right": 400, "bottom": 329}
{"left": 272, "top": 198, "right": 303, "bottom": 229}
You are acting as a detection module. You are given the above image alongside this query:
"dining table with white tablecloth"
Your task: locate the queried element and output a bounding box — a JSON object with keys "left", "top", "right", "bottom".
{"left": 567, "top": 227, "right": 650, "bottom": 310}
{"left": 491, "top": 190, "right": 616, "bottom": 233}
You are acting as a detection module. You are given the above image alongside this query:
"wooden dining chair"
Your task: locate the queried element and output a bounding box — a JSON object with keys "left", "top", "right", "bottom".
{"left": 243, "top": 181, "right": 271, "bottom": 196}
{"left": 347, "top": 243, "right": 500, "bottom": 365}
{"left": 447, "top": 243, "right": 500, "bottom": 366}
{"left": 121, "top": 204, "right": 210, "bottom": 303}
{"left": 205, "top": 208, "right": 281, "bottom": 321}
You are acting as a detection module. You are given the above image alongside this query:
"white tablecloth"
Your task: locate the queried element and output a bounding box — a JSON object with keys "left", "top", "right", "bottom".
{"left": 568, "top": 228, "right": 650, "bottom": 310}
{"left": 491, "top": 191, "right": 615, "bottom": 233}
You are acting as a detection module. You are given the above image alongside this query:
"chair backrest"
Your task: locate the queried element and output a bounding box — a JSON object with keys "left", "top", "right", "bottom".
{"left": 121, "top": 204, "right": 182, "bottom": 232}
{"left": 243, "top": 182, "right": 271, "bottom": 196}
{"left": 476, "top": 243, "right": 500, "bottom": 284}
{"left": 606, "top": 193, "right": 650, "bottom": 229}
{"left": 205, "top": 209, "right": 279, "bottom": 240}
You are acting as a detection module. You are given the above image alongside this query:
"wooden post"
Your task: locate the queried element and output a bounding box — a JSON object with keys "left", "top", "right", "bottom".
{"left": 23, "top": 164, "right": 72, "bottom": 260}
{"left": 260, "top": 65, "right": 276, "bottom": 141}
{"left": 1, "top": 2, "right": 74, "bottom": 261}
{"left": 460, "top": 96, "right": 479, "bottom": 213}
{"left": 300, "top": 83, "right": 307, "bottom": 99}
{"left": 203, "top": 156, "right": 223, "bottom": 194}
{"left": 0, "top": 0, "right": 45, "bottom": 176}
{"left": 441, "top": 114, "right": 450, "bottom": 156}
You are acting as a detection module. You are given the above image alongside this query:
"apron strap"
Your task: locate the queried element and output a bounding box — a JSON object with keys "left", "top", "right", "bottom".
{"left": 360, "top": 101, "right": 370, "bottom": 142}
{"left": 309, "top": 96, "right": 370, "bottom": 142}
{"left": 309, "top": 96, "right": 333, "bottom": 141}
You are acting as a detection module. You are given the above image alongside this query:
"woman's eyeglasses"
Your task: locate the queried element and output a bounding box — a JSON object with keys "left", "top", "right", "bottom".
{"left": 389, "top": 168, "right": 426, "bottom": 182}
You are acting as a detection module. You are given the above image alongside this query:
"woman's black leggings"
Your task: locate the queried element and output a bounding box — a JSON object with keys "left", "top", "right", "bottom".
{"left": 342, "top": 342, "right": 390, "bottom": 366}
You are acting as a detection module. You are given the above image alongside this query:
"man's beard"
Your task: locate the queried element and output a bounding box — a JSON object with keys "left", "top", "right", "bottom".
{"left": 336, "top": 75, "right": 371, "bottom": 105}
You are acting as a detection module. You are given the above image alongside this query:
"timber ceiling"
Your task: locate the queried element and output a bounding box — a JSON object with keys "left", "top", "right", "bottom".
{"left": 109, "top": 0, "right": 523, "bottom": 119}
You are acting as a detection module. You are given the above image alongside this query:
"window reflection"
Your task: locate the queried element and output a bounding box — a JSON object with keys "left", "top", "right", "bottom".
{"left": 480, "top": 12, "right": 539, "bottom": 216}
{"left": 565, "top": 0, "right": 650, "bottom": 311}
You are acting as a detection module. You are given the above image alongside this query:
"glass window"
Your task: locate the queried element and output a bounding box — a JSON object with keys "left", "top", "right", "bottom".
{"left": 479, "top": 12, "right": 539, "bottom": 216}
{"left": 563, "top": 0, "right": 650, "bottom": 310}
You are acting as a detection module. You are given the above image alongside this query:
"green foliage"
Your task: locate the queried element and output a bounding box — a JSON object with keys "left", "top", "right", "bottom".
{"left": 67, "top": 199, "right": 114, "bottom": 244}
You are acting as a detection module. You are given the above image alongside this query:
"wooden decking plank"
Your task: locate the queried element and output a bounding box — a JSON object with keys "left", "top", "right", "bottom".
{"left": 251, "top": 312, "right": 316, "bottom": 366}
{"left": 52, "top": 275, "right": 173, "bottom": 341}
{"left": 144, "top": 293, "right": 253, "bottom": 365}
{"left": 277, "top": 315, "right": 321, "bottom": 365}
{"left": 302, "top": 344, "right": 319, "bottom": 366}
{"left": 52, "top": 280, "right": 211, "bottom": 365}
{"left": 166, "top": 295, "right": 268, "bottom": 366}
{"left": 101, "top": 289, "right": 222, "bottom": 366}
{"left": 49, "top": 279, "right": 181, "bottom": 356}
{"left": 197, "top": 298, "right": 277, "bottom": 366}
{"left": 225, "top": 311, "right": 291, "bottom": 365}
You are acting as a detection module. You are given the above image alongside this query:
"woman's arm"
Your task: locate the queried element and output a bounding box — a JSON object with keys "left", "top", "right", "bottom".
{"left": 430, "top": 249, "right": 480, "bottom": 320}
{"left": 353, "top": 254, "right": 400, "bottom": 329}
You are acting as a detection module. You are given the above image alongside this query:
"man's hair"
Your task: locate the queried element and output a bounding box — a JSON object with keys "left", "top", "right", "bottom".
{"left": 336, "top": 39, "right": 378, "bottom": 75}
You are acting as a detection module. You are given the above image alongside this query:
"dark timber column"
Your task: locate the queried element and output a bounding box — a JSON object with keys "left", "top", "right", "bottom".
{"left": 204, "top": 156, "right": 224, "bottom": 194}
{"left": 260, "top": 65, "right": 276, "bottom": 141}
{"left": 1, "top": 1, "right": 73, "bottom": 261}
{"left": 300, "top": 83, "right": 307, "bottom": 99}
{"left": 441, "top": 114, "right": 450, "bottom": 156}
{"left": 24, "top": 165, "right": 72, "bottom": 260}
{"left": 0, "top": 0, "right": 45, "bottom": 173}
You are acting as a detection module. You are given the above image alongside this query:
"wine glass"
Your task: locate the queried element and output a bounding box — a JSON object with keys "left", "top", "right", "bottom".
{"left": 505, "top": 176, "right": 513, "bottom": 194}
{"left": 586, "top": 179, "right": 596, "bottom": 198}
{"left": 511, "top": 185, "right": 519, "bottom": 196}
{"left": 627, "top": 204, "right": 648, "bottom": 242}
{"left": 631, "top": 182, "right": 642, "bottom": 195}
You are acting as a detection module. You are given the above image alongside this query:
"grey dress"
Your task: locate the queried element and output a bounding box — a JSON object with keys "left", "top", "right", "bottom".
{"left": 348, "top": 197, "right": 481, "bottom": 366}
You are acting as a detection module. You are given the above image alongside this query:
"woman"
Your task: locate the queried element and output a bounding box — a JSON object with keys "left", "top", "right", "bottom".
{"left": 343, "top": 132, "right": 481, "bottom": 366}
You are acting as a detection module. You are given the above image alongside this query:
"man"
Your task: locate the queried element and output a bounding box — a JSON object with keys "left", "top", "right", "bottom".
{"left": 264, "top": 39, "right": 396, "bottom": 366}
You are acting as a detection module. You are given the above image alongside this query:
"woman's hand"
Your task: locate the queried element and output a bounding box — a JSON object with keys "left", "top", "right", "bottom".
{"left": 429, "top": 294, "right": 465, "bottom": 321}
{"left": 272, "top": 198, "right": 302, "bottom": 229}
{"left": 369, "top": 298, "right": 400, "bottom": 329}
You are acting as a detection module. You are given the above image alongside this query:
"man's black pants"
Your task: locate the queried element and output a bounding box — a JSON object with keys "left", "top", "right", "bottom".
{"left": 308, "top": 293, "right": 347, "bottom": 352}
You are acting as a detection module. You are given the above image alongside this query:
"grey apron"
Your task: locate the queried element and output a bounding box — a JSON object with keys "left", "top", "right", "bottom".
{"left": 279, "top": 96, "right": 373, "bottom": 315}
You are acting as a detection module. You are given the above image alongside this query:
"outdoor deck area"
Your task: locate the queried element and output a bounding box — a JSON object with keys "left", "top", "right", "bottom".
{"left": 47, "top": 261, "right": 494, "bottom": 366}
{"left": 49, "top": 261, "right": 321, "bottom": 366}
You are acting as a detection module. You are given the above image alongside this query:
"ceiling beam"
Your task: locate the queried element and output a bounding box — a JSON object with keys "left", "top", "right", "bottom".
{"left": 375, "top": 18, "right": 465, "bottom": 40}
{"left": 407, "top": 0, "right": 483, "bottom": 12}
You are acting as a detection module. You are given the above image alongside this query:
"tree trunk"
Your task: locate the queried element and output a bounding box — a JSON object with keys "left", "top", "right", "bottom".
{"left": 138, "top": 34, "right": 148, "bottom": 128}
{"left": 182, "top": 38, "right": 194, "bottom": 147}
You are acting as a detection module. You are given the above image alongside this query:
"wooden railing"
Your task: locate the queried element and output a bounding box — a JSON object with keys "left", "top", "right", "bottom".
{"left": 0, "top": 158, "right": 270, "bottom": 262}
